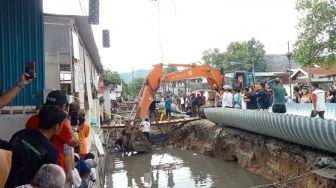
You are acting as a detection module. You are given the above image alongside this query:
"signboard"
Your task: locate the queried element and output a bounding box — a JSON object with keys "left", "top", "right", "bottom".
{"left": 72, "top": 31, "right": 80, "bottom": 60}
{"left": 84, "top": 54, "right": 93, "bottom": 108}
{"left": 74, "top": 62, "right": 85, "bottom": 108}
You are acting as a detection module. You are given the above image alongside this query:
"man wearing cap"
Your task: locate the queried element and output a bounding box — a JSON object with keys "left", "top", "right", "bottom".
{"left": 25, "top": 90, "right": 79, "bottom": 182}
{"left": 6, "top": 105, "right": 66, "bottom": 188}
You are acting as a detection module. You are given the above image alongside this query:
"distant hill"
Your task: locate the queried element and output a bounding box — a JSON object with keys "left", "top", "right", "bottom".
{"left": 120, "top": 69, "right": 150, "bottom": 83}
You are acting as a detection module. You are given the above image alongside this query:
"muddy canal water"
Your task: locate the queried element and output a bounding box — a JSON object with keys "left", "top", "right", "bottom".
{"left": 104, "top": 147, "right": 270, "bottom": 188}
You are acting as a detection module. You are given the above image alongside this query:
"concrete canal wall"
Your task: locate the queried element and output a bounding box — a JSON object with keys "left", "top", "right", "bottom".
{"left": 154, "top": 120, "right": 336, "bottom": 188}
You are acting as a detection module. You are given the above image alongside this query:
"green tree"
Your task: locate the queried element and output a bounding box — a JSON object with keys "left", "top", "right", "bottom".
{"left": 202, "top": 38, "right": 266, "bottom": 72}
{"left": 293, "top": 0, "right": 336, "bottom": 67}
{"left": 128, "top": 77, "right": 145, "bottom": 97}
{"left": 202, "top": 48, "right": 226, "bottom": 68}
{"left": 121, "top": 80, "right": 131, "bottom": 97}
{"left": 163, "top": 66, "right": 178, "bottom": 74}
{"left": 102, "top": 69, "right": 121, "bottom": 84}
{"left": 223, "top": 38, "right": 266, "bottom": 72}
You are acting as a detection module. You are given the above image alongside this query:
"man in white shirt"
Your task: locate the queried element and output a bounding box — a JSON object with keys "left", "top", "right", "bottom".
{"left": 180, "top": 96, "right": 185, "bottom": 111}
{"left": 226, "top": 90, "right": 233, "bottom": 108}
{"left": 310, "top": 83, "right": 326, "bottom": 119}
{"left": 141, "top": 118, "right": 151, "bottom": 141}
{"left": 222, "top": 90, "right": 228, "bottom": 108}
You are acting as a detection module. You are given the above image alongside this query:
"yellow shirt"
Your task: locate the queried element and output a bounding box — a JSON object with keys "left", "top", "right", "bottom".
{"left": 78, "top": 122, "right": 90, "bottom": 155}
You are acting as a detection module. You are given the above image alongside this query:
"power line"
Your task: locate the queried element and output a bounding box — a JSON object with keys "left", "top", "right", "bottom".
{"left": 82, "top": 0, "right": 88, "bottom": 16}
{"left": 78, "top": 0, "right": 86, "bottom": 16}
{"left": 156, "top": 0, "right": 164, "bottom": 63}
{"left": 172, "top": 0, "right": 177, "bottom": 15}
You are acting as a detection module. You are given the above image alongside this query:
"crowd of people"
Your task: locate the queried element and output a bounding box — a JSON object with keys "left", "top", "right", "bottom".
{"left": 162, "top": 78, "right": 330, "bottom": 120}
{"left": 214, "top": 79, "right": 281, "bottom": 112}
{"left": 148, "top": 93, "right": 206, "bottom": 120}
{"left": 293, "top": 85, "right": 336, "bottom": 104}
{"left": 174, "top": 92, "right": 206, "bottom": 117}
{"left": 213, "top": 78, "right": 329, "bottom": 119}
{"left": 0, "top": 73, "right": 96, "bottom": 188}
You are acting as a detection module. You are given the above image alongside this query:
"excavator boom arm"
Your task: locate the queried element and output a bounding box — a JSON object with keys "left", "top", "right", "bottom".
{"left": 134, "top": 64, "right": 223, "bottom": 120}
{"left": 135, "top": 64, "right": 163, "bottom": 119}
{"left": 161, "top": 64, "right": 223, "bottom": 90}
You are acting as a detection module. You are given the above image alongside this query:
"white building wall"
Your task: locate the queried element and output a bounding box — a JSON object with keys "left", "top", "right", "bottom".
{"left": 103, "top": 86, "right": 112, "bottom": 122}
{"left": 0, "top": 114, "right": 31, "bottom": 141}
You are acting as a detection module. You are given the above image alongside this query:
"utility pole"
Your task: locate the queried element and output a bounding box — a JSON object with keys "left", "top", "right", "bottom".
{"left": 252, "top": 57, "right": 256, "bottom": 84}
{"left": 251, "top": 44, "right": 256, "bottom": 84}
{"left": 286, "top": 42, "right": 293, "bottom": 98}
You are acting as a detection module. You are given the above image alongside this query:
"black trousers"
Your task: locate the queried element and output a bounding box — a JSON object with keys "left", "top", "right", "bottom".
{"left": 143, "top": 132, "right": 150, "bottom": 142}
{"left": 272, "top": 104, "right": 286, "bottom": 113}
{"left": 310, "top": 110, "right": 325, "bottom": 119}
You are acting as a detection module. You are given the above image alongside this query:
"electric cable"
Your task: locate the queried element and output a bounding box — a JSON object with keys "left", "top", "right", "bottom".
{"left": 156, "top": 0, "right": 164, "bottom": 64}
{"left": 172, "top": 0, "right": 177, "bottom": 15}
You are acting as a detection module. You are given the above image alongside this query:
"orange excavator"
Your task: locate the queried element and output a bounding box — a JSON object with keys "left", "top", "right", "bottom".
{"left": 134, "top": 63, "right": 223, "bottom": 120}
{"left": 125, "top": 63, "right": 223, "bottom": 152}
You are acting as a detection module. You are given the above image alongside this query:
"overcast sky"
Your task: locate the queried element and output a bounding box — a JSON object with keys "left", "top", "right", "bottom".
{"left": 44, "top": 0, "right": 298, "bottom": 73}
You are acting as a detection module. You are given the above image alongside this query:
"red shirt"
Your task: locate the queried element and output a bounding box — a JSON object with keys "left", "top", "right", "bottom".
{"left": 26, "top": 114, "right": 72, "bottom": 167}
{"left": 311, "top": 93, "right": 317, "bottom": 102}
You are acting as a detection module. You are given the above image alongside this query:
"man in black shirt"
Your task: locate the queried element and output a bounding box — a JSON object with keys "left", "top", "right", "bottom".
{"left": 246, "top": 87, "right": 258, "bottom": 110}
{"left": 256, "top": 83, "right": 271, "bottom": 111}
{"left": 5, "top": 105, "right": 67, "bottom": 188}
{"left": 149, "top": 100, "right": 160, "bottom": 120}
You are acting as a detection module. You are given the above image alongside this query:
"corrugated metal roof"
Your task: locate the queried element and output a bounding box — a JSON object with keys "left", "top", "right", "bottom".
{"left": 302, "top": 66, "right": 336, "bottom": 78}
{"left": 292, "top": 65, "right": 336, "bottom": 80}
{"left": 0, "top": 0, "right": 45, "bottom": 106}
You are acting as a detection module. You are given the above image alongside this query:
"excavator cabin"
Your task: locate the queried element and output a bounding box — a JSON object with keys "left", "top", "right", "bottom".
{"left": 224, "top": 71, "right": 257, "bottom": 90}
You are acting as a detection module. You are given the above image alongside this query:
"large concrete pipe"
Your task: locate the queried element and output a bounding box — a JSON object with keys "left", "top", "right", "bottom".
{"left": 204, "top": 108, "right": 336, "bottom": 153}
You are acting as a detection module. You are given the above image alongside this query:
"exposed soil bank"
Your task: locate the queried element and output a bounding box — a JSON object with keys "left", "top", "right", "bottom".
{"left": 151, "top": 120, "right": 336, "bottom": 188}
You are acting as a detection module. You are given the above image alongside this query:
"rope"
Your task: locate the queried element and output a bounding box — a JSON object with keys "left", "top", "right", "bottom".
{"left": 249, "top": 168, "right": 327, "bottom": 188}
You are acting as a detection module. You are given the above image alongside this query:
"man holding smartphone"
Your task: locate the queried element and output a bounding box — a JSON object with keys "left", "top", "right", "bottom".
{"left": 0, "top": 66, "right": 34, "bottom": 187}
{"left": 0, "top": 61, "right": 36, "bottom": 109}
{"left": 0, "top": 73, "right": 33, "bottom": 109}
